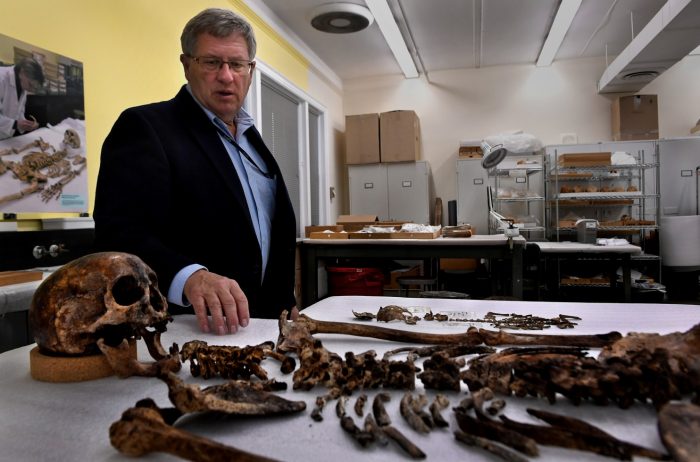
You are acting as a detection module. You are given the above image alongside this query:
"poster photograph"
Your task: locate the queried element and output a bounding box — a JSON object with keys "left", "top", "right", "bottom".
{"left": 0, "top": 33, "right": 87, "bottom": 213}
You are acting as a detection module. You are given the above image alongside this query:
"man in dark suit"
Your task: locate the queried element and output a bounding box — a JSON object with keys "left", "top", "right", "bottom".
{"left": 94, "top": 8, "right": 297, "bottom": 335}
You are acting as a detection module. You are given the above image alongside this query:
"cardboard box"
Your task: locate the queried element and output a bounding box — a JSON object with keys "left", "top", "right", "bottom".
{"left": 345, "top": 113, "right": 380, "bottom": 164}
{"left": 347, "top": 228, "right": 441, "bottom": 239}
{"left": 458, "top": 145, "right": 483, "bottom": 158}
{"left": 380, "top": 110, "right": 420, "bottom": 162}
{"left": 612, "top": 95, "right": 659, "bottom": 141}
{"left": 558, "top": 152, "right": 611, "bottom": 167}
{"left": 304, "top": 225, "right": 344, "bottom": 238}
{"left": 348, "top": 231, "right": 393, "bottom": 239}
{"left": 309, "top": 231, "right": 349, "bottom": 240}
{"left": 337, "top": 214, "right": 379, "bottom": 232}
{"left": 336, "top": 214, "right": 379, "bottom": 224}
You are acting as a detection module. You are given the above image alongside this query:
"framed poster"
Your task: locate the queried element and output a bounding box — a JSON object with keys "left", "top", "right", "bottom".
{"left": 0, "top": 33, "right": 87, "bottom": 213}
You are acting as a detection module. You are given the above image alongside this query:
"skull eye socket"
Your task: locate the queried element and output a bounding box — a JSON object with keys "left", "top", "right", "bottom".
{"left": 112, "top": 275, "right": 145, "bottom": 306}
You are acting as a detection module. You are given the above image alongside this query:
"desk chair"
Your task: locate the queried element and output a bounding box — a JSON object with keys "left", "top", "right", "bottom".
{"left": 396, "top": 275, "right": 438, "bottom": 297}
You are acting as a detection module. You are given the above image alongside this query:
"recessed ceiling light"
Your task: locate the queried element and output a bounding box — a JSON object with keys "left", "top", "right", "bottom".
{"left": 309, "top": 3, "right": 374, "bottom": 34}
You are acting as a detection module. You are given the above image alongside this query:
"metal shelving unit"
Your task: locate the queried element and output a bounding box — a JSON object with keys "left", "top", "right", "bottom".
{"left": 488, "top": 151, "right": 546, "bottom": 240}
{"left": 546, "top": 144, "right": 660, "bottom": 250}
{"left": 543, "top": 141, "right": 662, "bottom": 298}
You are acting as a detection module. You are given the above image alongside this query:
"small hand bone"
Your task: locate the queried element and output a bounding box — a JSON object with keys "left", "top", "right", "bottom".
{"left": 110, "top": 402, "right": 277, "bottom": 462}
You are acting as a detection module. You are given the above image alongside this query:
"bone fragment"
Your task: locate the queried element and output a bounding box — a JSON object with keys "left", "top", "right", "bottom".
{"left": 277, "top": 312, "right": 621, "bottom": 353}
{"left": 97, "top": 338, "right": 181, "bottom": 378}
{"left": 110, "top": 402, "right": 277, "bottom": 462}
{"left": 400, "top": 392, "right": 431, "bottom": 434}
{"left": 364, "top": 413, "right": 388, "bottom": 446}
{"left": 354, "top": 393, "right": 367, "bottom": 416}
{"left": 453, "top": 406, "right": 539, "bottom": 457}
{"left": 529, "top": 408, "right": 669, "bottom": 460}
{"left": 658, "top": 402, "right": 700, "bottom": 462}
{"left": 454, "top": 431, "right": 529, "bottom": 462}
{"left": 499, "top": 412, "right": 668, "bottom": 460}
{"left": 372, "top": 392, "right": 392, "bottom": 426}
{"left": 429, "top": 394, "right": 450, "bottom": 428}
{"left": 382, "top": 425, "right": 426, "bottom": 459}
{"left": 335, "top": 395, "right": 348, "bottom": 418}
{"left": 339, "top": 415, "right": 374, "bottom": 447}
{"left": 159, "top": 372, "right": 305, "bottom": 416}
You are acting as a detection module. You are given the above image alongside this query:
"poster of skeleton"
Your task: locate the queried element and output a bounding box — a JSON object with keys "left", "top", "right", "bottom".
{"left": 0, "top": 33, "right": 87, "bottom": 213}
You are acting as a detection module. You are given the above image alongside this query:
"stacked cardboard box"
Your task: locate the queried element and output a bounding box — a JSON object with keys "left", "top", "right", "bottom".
{"left": 379, "top": 110, "right": 420, "bottom": 162}
{"left": 345, "top": 114, "right": 380, "bottom": 164}
{"left": 611, "top": 95, "right": 659, "bottom": 141}
{"left": 345, "top": 110, "right": 420, "bottom": 164}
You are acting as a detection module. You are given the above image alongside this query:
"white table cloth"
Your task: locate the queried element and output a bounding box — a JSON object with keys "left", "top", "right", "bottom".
{"left": 1, "top": 295, "right": 698, "bottom": 461}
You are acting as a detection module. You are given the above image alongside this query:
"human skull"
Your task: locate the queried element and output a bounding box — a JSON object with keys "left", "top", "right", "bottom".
{"left": 63, "top": 128, "right": 81, "bottom": 149}
{"left": 30, "top": 252, "right": 180, "bottom": 377}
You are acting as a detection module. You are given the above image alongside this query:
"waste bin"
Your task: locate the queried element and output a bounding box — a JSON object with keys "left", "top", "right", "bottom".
{"left": 326, "top": 267, "right": 385, "bottom": 296}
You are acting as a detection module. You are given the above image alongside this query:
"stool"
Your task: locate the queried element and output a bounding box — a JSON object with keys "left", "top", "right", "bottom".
{"left": 419, "top": 290, "right": 470, "bottom": 299}
{"left": 397, "top": 276, "right": 438, "bottom": 297}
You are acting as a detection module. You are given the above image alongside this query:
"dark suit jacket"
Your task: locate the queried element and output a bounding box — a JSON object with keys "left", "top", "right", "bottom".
{"left": 94, "top": 86, "right": 297, "bottom": 318}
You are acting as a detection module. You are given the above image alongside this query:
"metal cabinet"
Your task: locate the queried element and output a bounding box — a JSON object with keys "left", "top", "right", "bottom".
{"left": 456, "top": 158, "right": 492, "bottom": 234}
{"left": 348, "top": 164, "right": 389, "bottom": 219}
{"left": 348, "top": 161, "right": 431, "bottom": 224}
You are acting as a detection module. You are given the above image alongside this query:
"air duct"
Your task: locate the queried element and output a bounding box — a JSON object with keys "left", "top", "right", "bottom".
{"left": 598, "top": 0, "right": 700, "bottom": 93}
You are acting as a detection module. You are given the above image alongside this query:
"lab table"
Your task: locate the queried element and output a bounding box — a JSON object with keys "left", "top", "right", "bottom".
{"left": 300, "top": 235, "right": 526, "bottom": 307}
{"left": 530, "top": 241, "right": 643, "bottom": 301}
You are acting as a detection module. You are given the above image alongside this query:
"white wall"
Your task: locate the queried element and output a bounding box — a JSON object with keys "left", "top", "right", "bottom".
{"left": 306, "top": 72, "right": 345, "bottom": 222}
{"left": 341, "top": 55, "right": 700, "bottom": 222}
{"left": 644, "top": 54, "right": 700, "bottom": 137}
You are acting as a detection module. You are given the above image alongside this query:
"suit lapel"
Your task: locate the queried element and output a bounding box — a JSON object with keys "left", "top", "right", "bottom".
{"left": 173, "top": 87, "right": 256, "bottom": 229}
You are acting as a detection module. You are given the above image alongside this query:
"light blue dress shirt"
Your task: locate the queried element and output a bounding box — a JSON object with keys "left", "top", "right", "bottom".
{"left": 167, "top": 86, "right": 276, "bottom": 307}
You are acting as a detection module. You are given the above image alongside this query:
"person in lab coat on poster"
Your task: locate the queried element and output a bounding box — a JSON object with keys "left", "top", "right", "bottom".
{"left": 0, "top": 57, "right": 44, "bottom": 140}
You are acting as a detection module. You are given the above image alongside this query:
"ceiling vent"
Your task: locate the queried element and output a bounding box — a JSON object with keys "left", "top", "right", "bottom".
{"left": 621, "top": 70, "right": 660, "bottom": 81}
{"left": 309, "top": 3, "right": 374, "bottom": 34}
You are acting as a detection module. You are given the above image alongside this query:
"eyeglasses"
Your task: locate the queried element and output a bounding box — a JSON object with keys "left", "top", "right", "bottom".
{"left": 190, "top": 56, "right": 254, "bottom": 75}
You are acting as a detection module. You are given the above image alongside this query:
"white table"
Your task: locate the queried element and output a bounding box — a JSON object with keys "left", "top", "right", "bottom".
{"left": 0, "top": 267, "right": 57, "bottom": 316}
{"left": 531, "top": 241, "right": 643, "bottom": 301}
{"left": 0, "top": 268, "right": 58, "bottom": 352}
{"left": 1, "top": 295, "right": 698, "bottom": 461}
{"left": 301, "top": 235, "right": 527, "bottom": 305}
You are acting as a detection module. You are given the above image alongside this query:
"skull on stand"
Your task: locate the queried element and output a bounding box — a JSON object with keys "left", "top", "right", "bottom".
{"left": 29, "top": 252, "right": 181, "bottom": 377}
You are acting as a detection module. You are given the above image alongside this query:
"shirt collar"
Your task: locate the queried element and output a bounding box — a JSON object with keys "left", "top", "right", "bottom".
{"left": 185, "top": 84, "right": 255, "bottom": 138}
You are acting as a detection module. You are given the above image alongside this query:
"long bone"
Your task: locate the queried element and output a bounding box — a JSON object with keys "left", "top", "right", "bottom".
{"left": 110, "top": 399, "right": 277, "bottom": 462}
{"left": 277, "top": 311, "right": 622, "bottom": 353}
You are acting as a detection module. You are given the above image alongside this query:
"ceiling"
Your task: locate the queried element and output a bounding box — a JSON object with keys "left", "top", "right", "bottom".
{"left": 255, "top": 0, "right": 700, "bottom": 91}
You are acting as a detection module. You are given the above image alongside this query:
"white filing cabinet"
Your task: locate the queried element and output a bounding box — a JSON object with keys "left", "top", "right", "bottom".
{"left": 456, "top": 158, "right": 492, "bottom": 234}
{"left": 348, "top": 161, "right": 431, "bottom": 224}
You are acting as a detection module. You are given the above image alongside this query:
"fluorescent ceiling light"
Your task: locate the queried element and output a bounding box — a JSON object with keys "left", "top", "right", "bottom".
{"left": 537, "top": 0, "right": 582, "bottom": 67}
{"left": 364, "top": 0, "right": 419, "bottom": 78}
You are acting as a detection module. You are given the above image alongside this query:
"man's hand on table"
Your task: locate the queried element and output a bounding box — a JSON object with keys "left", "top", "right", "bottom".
{"left": 184, "top": 269, "right": 250, "bottom": 335}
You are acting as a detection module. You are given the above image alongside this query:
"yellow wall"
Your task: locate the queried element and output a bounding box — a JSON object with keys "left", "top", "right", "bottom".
{"left": 0, "top": 0, "right": 309, "bottom": 224}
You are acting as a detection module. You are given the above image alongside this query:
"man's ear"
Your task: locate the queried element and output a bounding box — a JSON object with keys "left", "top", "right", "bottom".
{"left": 180, "top": 54, "right": 191, "bottom": 79}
